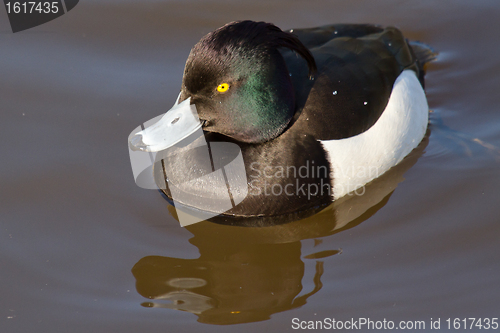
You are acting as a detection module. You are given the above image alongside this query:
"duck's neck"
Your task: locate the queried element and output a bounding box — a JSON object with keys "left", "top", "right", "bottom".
{"left": 228, "top": 49, "right": 296, "bottom": 143}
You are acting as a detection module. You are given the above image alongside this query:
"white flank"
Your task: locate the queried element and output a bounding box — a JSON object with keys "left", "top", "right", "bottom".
{"left": 320, "top": 69, "right": 428, "bottom": 199}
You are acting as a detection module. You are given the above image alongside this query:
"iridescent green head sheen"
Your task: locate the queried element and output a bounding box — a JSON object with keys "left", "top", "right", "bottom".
{"left": 179, "top": 20, "right": 316, "bottom": 143}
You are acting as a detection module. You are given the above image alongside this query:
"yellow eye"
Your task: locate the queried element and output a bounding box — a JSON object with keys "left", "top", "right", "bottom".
{"left": 217, "top": 83, "right": 229, "bottom": 93}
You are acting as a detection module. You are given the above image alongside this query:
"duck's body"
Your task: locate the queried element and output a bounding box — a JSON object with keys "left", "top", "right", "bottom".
{"left": 130, "top": 21, "right": 435, "bottom": 221}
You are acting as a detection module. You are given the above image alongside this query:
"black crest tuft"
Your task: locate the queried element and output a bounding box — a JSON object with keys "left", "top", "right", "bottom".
{"left": 196, "top": 20, "right": 317, "bottom": 75}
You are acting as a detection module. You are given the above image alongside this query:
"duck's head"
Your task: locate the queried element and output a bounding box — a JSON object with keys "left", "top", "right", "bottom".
{"left": 130, "top": 21, "right": 316, "bottom": 152}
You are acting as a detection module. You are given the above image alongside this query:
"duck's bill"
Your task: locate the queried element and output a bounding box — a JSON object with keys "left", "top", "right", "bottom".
{"left": 129, "top": 97, "right": 202, "bottom": 152}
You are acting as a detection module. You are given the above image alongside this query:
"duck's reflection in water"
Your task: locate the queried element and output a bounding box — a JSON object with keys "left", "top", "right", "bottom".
{"left": 132, "top": 133, "right": 428, "bottom": 325}
{"left": 134, "top": 239, "right": 324, "bottom": 325}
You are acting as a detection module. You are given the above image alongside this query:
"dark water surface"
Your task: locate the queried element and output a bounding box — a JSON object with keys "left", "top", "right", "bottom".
{"left": 2, "top": 1, "right": 500, "bottom": 332}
